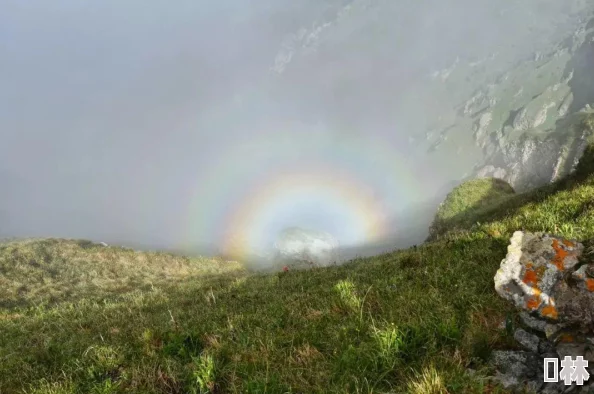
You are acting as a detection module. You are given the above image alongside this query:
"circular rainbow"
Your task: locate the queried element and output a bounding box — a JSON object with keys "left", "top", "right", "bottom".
{"left": 181, "top": 126, "right": 420, "bottom": 262}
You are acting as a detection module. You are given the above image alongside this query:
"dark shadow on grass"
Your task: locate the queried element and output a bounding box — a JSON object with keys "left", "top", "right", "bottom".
{"left": 427, "top": 167, "right": 594, "bottom": 242}
{"left": 427, "top": 178, "right": 517, "bottom": 240}
{"left": 427, "top": 109, "right": 594, "bottom": 240}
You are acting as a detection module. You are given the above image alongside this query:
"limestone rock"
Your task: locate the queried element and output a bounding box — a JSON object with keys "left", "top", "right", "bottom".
{"left": 493, "top": 231, "right": 594, "bottom": 393}
{"left": 538, "top": 339, "right": 556, "bottom": 354}
{"left": 540, "top": 382, "right": 567, "bottom": 394}
{"left": 556, "top": 342, "right": 590, "bottom": 362}
{"left": 474, "top": 112, "right": 494, "bottom": 148}
{"left": 494, "top": 231, "right": 583, "bottom": 322}
{"left": 467, "top": 23, "right": 594, "bottom": 193}
{"left": 476, "top": 164, "right": 508, "bottom": 180}
{"left": 514, "top": 328, "right": 540, "bottom": 352}
{"left": 491, "top": 350, "right": 541, "bottom": 391}
{"left": 545, "top": 323, "right": 565, "bottom": 340}
{"left": 520, "top": 311, "right": 548, "bottom": 332}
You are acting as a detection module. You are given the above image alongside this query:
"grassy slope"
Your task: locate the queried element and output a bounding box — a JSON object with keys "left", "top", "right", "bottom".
{"left": 2, "top": 137, "right": 594, "bottom": 393}
{"left": 429, "top": 178, "right": 516, "bottom": 239}
{"left": 0, "top": 239, "right": 246, "bottom": 309}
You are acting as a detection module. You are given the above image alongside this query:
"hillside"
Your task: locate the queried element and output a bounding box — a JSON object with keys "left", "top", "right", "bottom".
{"left": 0, "top": 239, "right": 246, "bottom": 309}
{"left": 1, "top": 132, "right": 594, "bottom": 393}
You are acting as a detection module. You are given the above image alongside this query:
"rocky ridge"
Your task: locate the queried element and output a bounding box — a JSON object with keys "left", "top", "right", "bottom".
{"left": 465, "top": 17, "right": 594, "bottom": 191}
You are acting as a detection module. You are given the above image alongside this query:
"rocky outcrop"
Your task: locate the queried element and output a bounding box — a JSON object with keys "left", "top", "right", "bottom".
{"left": 492, "top": 231, "right": 594, "bottom": 393}
{"left": 456, "top": 16, "right": 594, "bottom": 192}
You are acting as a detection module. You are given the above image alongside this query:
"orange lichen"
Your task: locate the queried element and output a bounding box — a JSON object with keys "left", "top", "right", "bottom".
{"left": 523, "top": 269, "right": 538, "bottom": 285}
{"left": 526, "top": 296, "right": 541, "bottom": 310}
{"left": 558, "top": 334, "right": 575, "bottom": 343}
{"left": 532, "top": 288, "right": 542, "bottom": 297}
{"left": 541, "top": 304, "right": 558, "bottom": 320}
{"left": 586, "top": 279, "right": 594, "bottom": 292}
{"left": 562, "top": 239, "right": 575, "bottom": 248}
{"left": 551, "top": 239, "right": 569, "bottom": 271}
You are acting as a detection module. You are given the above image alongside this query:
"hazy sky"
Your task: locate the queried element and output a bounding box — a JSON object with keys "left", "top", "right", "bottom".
{"left": 0, "top": 0, "right": 590, "bottom": 258}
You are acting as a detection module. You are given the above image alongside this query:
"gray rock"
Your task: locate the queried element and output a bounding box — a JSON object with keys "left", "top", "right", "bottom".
{"left": 555, "top": 286, "right": 594, "bottom": 326}
{"left": 491, "top": 350, "right": 551, "bottom": 392}
{"left": 474, "top": 112, "right": 494, "bottom": 149}
{"left": 526, "top": 377, "right": 544, "bottom": 393}
{"left": 562, "top": 385, "right": 579, "bottom": 393}
{"left": 539, "top": 340, "right": 557, "bottom": 355}
{"left": 467, "top": 19, "right": 594, "bottom": 193}
{"left": 493, "top": 231, "right": 594, "bottom": 392}
{"left": 491, "top": 350, "right": 541, "bottom": 382}
{"left": 556, "top": 343, "right": 591, "bottom": 362}
{"left": 492, "top": 371, "right": 521, "bottom": 390}
{"left": 476, "top": 164, "right": 508, "bottom": 180}
{"left": 515, "top": 328, "right": 541, "bottom": 352}
{"left": 545, "top": 324, "right": 565, "bottom": 340}
{"left": 582, "top": 381, "right": 594, "bottom": 393}
{"left": 520, "top": 311, "right": 549, "bottom": 332}
{"left": 492, "top": 350, "right": 539, "bottom": 373}
{"left": 494, "top": 231, "right": 583, "bottom": 321}
{"left": 540, "top": 382, "right": 567, "bottom": 394}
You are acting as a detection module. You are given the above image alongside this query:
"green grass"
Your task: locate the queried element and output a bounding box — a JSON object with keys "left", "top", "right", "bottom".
{"left": 0, "top": 239, "right": 246, "bottom": 309}
{"left": 1, "top": 136, "right": 594, "bottom": 393}
{"left": 429, "top": 178, "right": 515, "bottom": 238}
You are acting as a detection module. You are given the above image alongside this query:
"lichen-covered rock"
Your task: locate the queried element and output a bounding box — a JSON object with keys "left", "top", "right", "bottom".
{"left": 491, "top": 350, "right": 541, "bottom": 390}
{"left": 514, "top": 328, "right": 540, "bottom": 352}
{"left": 540, "top": 382, "right": 567, "bottom": 394}
{"left": 493, "top": 231, "right": 594, "bottom": 392}
{"left": 519, "top": 311, "right": 548, "bottom": 332}
{"left": 538, "top": 339, "right": 556, "bottom": 355}
{"left": 555, "top": 342, "right": 591, "bottom": 362}
{"left": 494, "top": 231, "right": 583, "bottom": 322}
{"left": 554, "top": 280, "right": 594, "bottom": 326}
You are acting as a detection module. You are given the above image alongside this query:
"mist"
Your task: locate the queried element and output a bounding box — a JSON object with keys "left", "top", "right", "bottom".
{"left": 1, "top": 1, "right": 591, "bottom": 267}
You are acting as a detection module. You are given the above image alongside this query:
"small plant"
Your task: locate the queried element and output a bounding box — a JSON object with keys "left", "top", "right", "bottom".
{"left": 82, "top": 345, "right": 123, "bottom": 381}
{"left": 25, "top": 379, "right": 75, "bottom": 394}
{"left": 559, "top": 223, "right": 577, "bottom": 239}
{"left": 333, "top": 279, "right": 361, "bottom": 311}
{"left": 371, "top": 323, "right": 403, "bottom": 366}
{"left": 407, "top": 365, "right": 449, "bottom": 394}
{"left": 90, "top": 378, "right": 121, "bottom": 394}
{"left": 189, "top": 353, "right": 216, "bottom": 394}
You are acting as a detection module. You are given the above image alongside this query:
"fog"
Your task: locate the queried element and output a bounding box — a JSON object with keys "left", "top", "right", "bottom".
{"left": 0, "top": 1, "right": 589, "bottom": 265}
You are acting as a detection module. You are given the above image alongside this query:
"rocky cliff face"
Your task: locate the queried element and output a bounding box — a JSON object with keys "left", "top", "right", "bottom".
{"left": 466, "top": 18, "right": 594, "bottom": 191}
{"left": 269, "top": 1, "right": 594, "bottom": 201}
{"left": 420, "top": 11, "right": 594, "bottom": 192}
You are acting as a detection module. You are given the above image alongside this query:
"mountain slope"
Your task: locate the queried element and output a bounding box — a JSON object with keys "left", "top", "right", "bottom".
{"left": 1, "top": 137, "right": 594, "bottom": 393}
{"left": 0, "top": 239, "right": 245, "bottom": 309}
